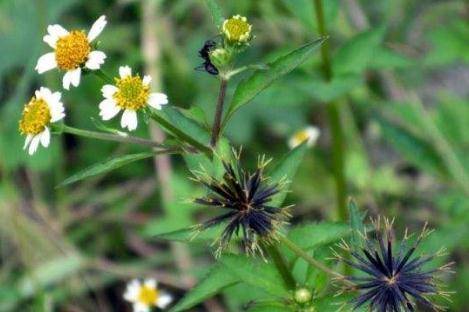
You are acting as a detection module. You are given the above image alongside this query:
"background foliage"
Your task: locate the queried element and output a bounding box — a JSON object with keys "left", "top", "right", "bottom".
{"left": 0, "top": 0, "right": 468, "bottom": 311}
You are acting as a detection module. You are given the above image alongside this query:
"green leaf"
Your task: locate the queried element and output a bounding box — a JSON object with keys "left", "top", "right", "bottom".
{"left": 287, "top": 222, "right": 350, "bottom": 251}
{"left": 268, "top": 143, "right": 309, "bottom": 206}
{"left": 348, "top": 199, "right": 365, "bottom": 249}
{"left": 203, "top": 0, "right": 224, "bottom": 28}
{"left": 369, "top": 47, "right": 412, "bottom": 70}
{"left": 57, "top": 152, "right": 153, "bottom": 187}
{"left": 333, "top": 26, "right": 385, "bottom": 75}
{"left": 150, "top": 107, "right": 211, "bottom": 155}
{"left": 170, "top": 264, "right": 239, "bottom": 312}
{"left": 223, "top": 38, "right": 325, "bottom": 125}
{"left": 220, "top": 254, "right": 289, "bottom": 297}
{"left": 147, "top": 224, "right": 223, "bottom": 243}
{"left": 376, "top": 115, "right": 446, "bottom": 176}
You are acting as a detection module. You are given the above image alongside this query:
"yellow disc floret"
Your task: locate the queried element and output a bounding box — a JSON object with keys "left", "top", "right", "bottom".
{"left": 19, "top": 98, "right": 51, "bottom": 135}
{"left": 113, "top": 75, "right": 150, "bottom": 110}
{"left": 222, "top": 15, "right": 252, "bottom": 43}
{"left": 55, "top": 30, "right": 91, "bottom": 70}
{"left": 293, "top": 130, "right": 311, "bottom": 144}
{"left": 138, "top": 285, "right": 159, "bottom": 306}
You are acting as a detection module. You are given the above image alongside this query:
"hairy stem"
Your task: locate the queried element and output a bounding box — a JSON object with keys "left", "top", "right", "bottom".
{"left": 61, "top": 125, "right": 165, "bottom": 149}
{"left": 313, "top": 0, "right": 348, "bottom": 221}
{"left": 210, "top": 78, "right": 228, "bottom": 147}
{"left": 262, "top": 242, "right": 296, "bottom": 290}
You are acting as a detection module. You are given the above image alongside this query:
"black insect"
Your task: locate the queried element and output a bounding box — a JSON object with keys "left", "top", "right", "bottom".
{"left": 196, "top": 39, "right": 219, "bottom": 75}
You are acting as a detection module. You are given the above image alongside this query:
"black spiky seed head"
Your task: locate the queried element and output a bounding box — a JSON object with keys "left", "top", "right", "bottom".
{"left": 337, "top": 217, "right": 453, "bottom": 312}
{"left": 193, "top": 152, "right": 290, "bottom": 256}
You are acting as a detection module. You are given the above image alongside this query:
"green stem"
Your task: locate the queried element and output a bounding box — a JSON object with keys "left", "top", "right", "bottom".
{"left": 149, "top": 111, "right": 212, "bottom": 156}
{"left": 93, "top": 69, "right": 113, "bottom": 84}
{"left": 210, "top": 78, "right": 228, "bottom": 147}
{"left": 278, "top": 234, "right": 350, "bottom": 283}
{"left": 61, "top": 125, "right": 164, "bottom": 148}
{"left": 262, "top": 242, "right": 296, "bottom": 290}
{"left": 313, "top": 0, "right": 347, "bottom": 221}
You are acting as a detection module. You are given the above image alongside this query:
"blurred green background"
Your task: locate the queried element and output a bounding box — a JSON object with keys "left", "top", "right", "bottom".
{"left": 0, "top": 0, "right": 468, "bottom": 311}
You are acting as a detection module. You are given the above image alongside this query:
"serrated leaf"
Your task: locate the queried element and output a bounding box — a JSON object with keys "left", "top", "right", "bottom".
{"left": 203, "top": 0, "right": 224, "bottom": 28}
{"left": 268, "top": 142, "right": 308, "bottom": 206}
{"left": 333, "top": 26, "right": 385, "bottom": 75}
{"left": 57, "top": 152, "right": 154, "bottom": 187}
{"left": 170, "top": 264, "right": 239, "bottom": 312}
{"left": 220, "top": 254, "right": 289, "bottom": 297}
{"left": 223, "top": 38, "right": 325, "bottom": 125}
{"left": 348, "top": 199, "right": 365, "bottom": 249}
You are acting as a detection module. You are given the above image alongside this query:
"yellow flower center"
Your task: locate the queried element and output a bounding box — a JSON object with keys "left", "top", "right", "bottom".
{"left": 223, "top": 16, "right": 251, "bottom": 42}
{"left": 293, "top": 130, "right": 311, "bottom": 143}
{"left": 19, "top": 97, "right": 51, "bottom": 135}
{"left": 55, "top": 30, "right": 91, "bottom": 70}
{"left": 138, "top": 286, "right": 159, "bottom": 306}
{"left": 113, "top": 75, "right": 150, "bottom": 110}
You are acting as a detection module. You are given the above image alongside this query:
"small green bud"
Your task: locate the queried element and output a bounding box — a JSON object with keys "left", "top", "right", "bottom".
{"left": 294, "top": 288, "right": 312, "bottom": 304}
{"left": 209, "top": 48, "right": 231, "bottom": 70}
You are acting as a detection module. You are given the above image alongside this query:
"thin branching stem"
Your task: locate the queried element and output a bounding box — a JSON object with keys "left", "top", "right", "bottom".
{"left": 61, "top": 124, "right": 165, "bottom": 148}
{"left": 210, "top": 78, "right": 228, "bottom": 147}
{"left": 93, "top": 69, "right": 114, "bottom": 84}
{"left": 278, "top": 234, "right": 353, "bottom": 286}
{"left": 262, "top": 242, "right": 296, "bottom": 290}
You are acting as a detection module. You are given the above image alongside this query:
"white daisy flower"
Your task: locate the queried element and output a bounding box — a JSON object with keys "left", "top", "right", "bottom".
{"left": 123, "top": 279, "right": 173, "bottom": 312}
{"left": 99, "top": 65, "right": 168, "bottom": 131}
{"left": 288, "top": 126, "right": 320, "bottom": 149}
{"left": 35, "top": 15, "right": 107, "bottom": 90}
{"left": 222, "top": 15, "right": 252, "bottom": 44}
{"left": 19, "top": 87, "right": 65, "bottom": 155}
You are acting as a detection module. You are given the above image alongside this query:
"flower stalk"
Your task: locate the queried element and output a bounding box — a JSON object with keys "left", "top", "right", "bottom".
{"left": 210, "top": 78, "right": 228, "bottom": 147}
{"left": 313, "top": 0, "right": 348, "bottom": 221}
{"left": 262, "top": 242, "right": 296, "bottom": 290}
{"left": 278, "top": 234, "right": 350, "bottom": 283}
{"left": 94, "top": 69, "right": 114, "bottom": 84}
{"left": 60, "top": 124, "right": 165, "bottom": 149}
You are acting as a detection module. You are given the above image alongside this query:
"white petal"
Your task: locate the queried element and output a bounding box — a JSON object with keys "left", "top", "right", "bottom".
{"left": 156, "top": 293, "right": 173, "bottom": 309}
{"left": 49, "top": 100, "right": 65, "bottom": 123}
{"left": 123, "top": 280, "right": 141, "bottom": 302}
{"left": 23, "top": 135, "right": 33, "bottom": 150}
{"left": 28, "top": 135, "right": 41, "bottom": 155}
{"left": 85, "top": 51, "right": 106, "bottom": 70}
{"left": 142, "top": 75, "right": 152, "bottom": 86}
{"left": 144, "top": 279, "right": 157, "bottom": 289}
{"left": 99, "top": 99, "right": 120, "bottom": 120}
{"left": 121, "top": 109, "right": 138, "bottom": 131}
{"left": 38, "top": 87, "right": 52, "bottom": 100}
{"left": 133, "top": 303, "right": 149, "bottom": 312}
{"left": 43, "top": 34, "right": 58, "bottom": 48}
{"left": 87, "top": 15, "right": 107, "bottom": 42}
{"left": 119, "top": 65, "right": 132, "bottom": 78}
{"left": 40, "top": 127, "right": 50, "bottom": 147}
{"left": 47, "top": 24, "right": 69, "bottom": 38}
{"left": 305, "top": 126, "right": 320, "bottom": 146}
{"left": 147, "top": 92, "right": 168, "bottom": 109}
{"left": 101, "top": 84, "right": 118, "bottom": 99}
{"left": 35, "top": 53, "right": 57, "bottom": 74}
{"left": 63, "top": 68, "right": 81, "bottom": 90}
